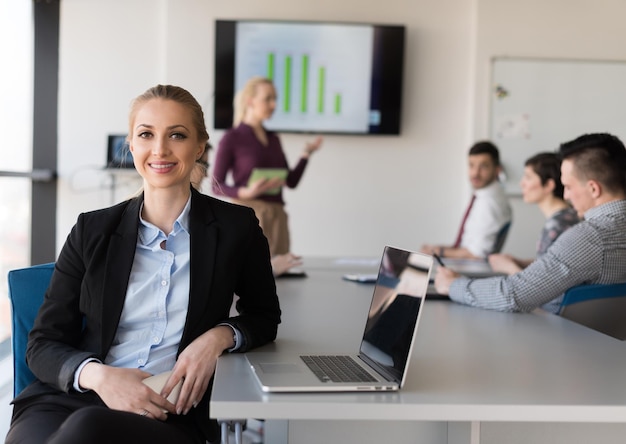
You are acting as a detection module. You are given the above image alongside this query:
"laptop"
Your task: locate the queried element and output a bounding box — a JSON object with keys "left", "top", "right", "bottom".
{"left": 245, "top": 245, "right": 433, "bottom": 392}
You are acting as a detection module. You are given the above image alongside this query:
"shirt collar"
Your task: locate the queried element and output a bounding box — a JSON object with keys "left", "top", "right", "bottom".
{"left": 473, "top": 179, "right": 501, "bottom": 196}
{"left": 137, "top": 196, "right": 192, "bottom": 246}
{"left": 583, "top": 199, "right": 626, "bottom": 220}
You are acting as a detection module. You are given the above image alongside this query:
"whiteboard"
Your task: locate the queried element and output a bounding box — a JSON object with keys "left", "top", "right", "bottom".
{"left": 489, "top": 57, "right": 626, "bottom": 194}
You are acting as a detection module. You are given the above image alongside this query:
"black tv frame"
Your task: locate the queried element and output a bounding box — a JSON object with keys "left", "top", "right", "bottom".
{"left": 214, "top": 19, "right": 406, "bottom": 135}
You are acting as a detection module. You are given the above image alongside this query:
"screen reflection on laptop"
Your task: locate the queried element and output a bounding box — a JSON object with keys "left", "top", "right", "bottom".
{"left": 363, "top": 249, "right": 431, "bottom": 381}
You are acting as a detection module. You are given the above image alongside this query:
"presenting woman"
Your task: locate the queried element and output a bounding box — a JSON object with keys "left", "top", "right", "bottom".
{"left": 488, "top": 152, "right": 579, "bottom": 275}
{"left": 212, "top": 76, "right": 322, "bottom": 256}
{"left": 6, "top": 85, "right": 281, "bottom": 444}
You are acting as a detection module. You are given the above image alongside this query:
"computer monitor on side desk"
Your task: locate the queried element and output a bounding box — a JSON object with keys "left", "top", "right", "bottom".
{"left": 106, "top": 134, "right": 133, "bottom": 169}
{"left": 104, "top": 134, "right": 140, "bottom": 204}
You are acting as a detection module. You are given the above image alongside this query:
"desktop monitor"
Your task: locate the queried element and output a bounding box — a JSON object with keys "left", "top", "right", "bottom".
{"left": 106, "top": 134, "right": 133, "bottom": 169}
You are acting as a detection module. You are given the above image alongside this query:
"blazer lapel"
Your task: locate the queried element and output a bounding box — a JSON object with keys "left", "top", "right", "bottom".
{"left": 181, "top": 189, "right": 218, "bottom": 347}
{"left": 100, "top": 197, "right": 142, "bottom": 354}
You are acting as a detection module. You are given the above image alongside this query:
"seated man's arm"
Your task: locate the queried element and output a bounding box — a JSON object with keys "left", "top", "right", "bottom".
{"left": 447, "top": 227, "right": 602, "bottom": 312}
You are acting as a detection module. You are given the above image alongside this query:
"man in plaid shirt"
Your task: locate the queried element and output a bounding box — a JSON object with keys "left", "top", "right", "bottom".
{"left": 435, "top": 133, "right": 626, "bottom": 313}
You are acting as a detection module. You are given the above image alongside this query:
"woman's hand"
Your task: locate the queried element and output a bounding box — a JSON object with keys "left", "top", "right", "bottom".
{"left": 238, "top": 177, "right": 285, "bottom": 200}
{"left": 161, "top": 326, "right": 234, "bottom": 416}
{"left": 302, "top": 136, "right": 323, "bottom": 158}
{"left": 420, "top": 244, "right": 443, "bottom": 255}
{"left": 488, "top": 253, "right": 522, "bottom": 275}
{"left": 434, "top": 266, "right": 461, "bottom": 295}
{"left": 271, "top": 253, "right": 303, "bottom": 276}
{"left": 79, "top": 363, "right": 174, "bottom": 421}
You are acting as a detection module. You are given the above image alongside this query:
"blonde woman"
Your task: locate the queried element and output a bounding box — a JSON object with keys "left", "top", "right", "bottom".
{"left": 6, "top": 85, "right": 280, "bottom": 444}
{"left": 212, "top": 76, "right": 322, "bottom": 256}
{"left": 192, "top": 147, "right": 303, "bottom": 277}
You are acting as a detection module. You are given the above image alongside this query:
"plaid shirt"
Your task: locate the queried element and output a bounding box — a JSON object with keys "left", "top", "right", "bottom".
{"left": 449, "top": 200, "right": 626, "bottom": 313}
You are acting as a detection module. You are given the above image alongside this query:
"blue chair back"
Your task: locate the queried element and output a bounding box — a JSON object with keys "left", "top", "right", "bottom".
{"left": 7, "top": 262, "right": 55, "bottom": 396}
{"left": 558, "top": 282, "right": 626, "bottom": 340}
{"left": 492, "top": 221, "right": 511, "bottom": 254}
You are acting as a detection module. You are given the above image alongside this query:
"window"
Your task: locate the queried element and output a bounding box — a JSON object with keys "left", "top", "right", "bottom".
{"left": 0, "top": 0, "right": 33, "bottom": 344}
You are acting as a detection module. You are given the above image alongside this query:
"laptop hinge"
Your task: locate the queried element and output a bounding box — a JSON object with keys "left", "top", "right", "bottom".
{"left": 358, "top": 353, "right": 399, "bottom": 383}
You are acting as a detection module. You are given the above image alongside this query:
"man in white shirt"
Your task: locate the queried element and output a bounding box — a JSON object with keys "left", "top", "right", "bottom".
{"left": 421, "top": 141, "right": 512, "bottom": 259}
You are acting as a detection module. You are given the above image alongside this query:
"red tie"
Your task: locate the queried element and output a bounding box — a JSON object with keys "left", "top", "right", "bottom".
{"left": 453, "top": 194, "right": 476, "bottom": 248}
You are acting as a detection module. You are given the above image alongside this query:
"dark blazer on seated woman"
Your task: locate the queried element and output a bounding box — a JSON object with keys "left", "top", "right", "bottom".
{"left": 16, "top": 188, "right": 281, "bottom": 441}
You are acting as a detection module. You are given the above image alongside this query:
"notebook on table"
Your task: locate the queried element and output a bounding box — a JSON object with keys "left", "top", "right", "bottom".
{"left": 245, "top": 245, "right": 433, "bottom": 392}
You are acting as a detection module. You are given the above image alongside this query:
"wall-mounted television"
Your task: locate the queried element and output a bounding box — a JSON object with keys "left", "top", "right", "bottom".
{"left": 214, "top": 19, "right": 406, "bottom": 135}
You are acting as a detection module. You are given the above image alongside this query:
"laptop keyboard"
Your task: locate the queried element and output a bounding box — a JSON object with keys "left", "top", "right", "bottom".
{"left": 300, "top": 355, "right": 378, "bottom": 383}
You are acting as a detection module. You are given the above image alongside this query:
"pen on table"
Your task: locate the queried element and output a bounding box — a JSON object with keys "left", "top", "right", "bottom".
{"left": 432, "top": 252, "right": 446, "bottom": 268}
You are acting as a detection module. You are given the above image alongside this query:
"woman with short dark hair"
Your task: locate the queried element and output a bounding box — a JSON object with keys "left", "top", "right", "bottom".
{"left": 488, "top": 152, "right": 579, "bottom": 275}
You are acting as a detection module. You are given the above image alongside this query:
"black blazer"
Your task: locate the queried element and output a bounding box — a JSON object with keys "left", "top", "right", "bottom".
{"left": 19, "top": 188, "right": 281, "bottom": 441}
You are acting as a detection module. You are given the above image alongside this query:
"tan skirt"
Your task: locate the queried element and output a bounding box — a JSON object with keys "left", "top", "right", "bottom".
{"left": 232, "top": 199, "right": 290, "bottom": 256}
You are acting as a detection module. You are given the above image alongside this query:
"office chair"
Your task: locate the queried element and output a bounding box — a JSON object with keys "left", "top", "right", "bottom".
{"left": 7, "top": 262, "right": 55, "bottom": 397}
{"left": 492, "top": 221, "right": 511, "bottom": 254}
{"left": 558, "top": 282, "right": 626, "bottom": 340}
{"left": 7, "top": 262, "right": 244, "bottom": 444}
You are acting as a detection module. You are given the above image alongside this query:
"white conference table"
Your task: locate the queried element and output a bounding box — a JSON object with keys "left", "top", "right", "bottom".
{"left": 212, "top": 258, "right": 626, "bottom": 444}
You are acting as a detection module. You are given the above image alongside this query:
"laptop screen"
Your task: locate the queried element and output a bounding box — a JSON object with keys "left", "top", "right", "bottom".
{"left": 359, "top": 246, "right": 432, "bottom": 382}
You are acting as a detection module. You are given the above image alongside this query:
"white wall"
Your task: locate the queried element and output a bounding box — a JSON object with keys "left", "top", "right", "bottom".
{"left": 57, "top": 0, "right": 626, "bottom": 259}
{"left": 472, "top": 0, "right": 626, "bottom": 257}
{"left": 57, "top": 0, "right": 475, "bottom": 257}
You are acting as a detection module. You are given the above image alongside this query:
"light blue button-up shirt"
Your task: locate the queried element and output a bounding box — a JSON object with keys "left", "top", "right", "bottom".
{"left": 104, "top": 199, "right": 192, "bottom": 374}
{"left": 73, "top": 197, "right": 241, "bottom": 391}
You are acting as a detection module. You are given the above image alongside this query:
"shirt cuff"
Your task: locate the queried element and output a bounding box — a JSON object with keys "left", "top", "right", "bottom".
{"left": 448, "top": 276, "right": 472, "bottom": 305}
{"left": 218, "top": 323, "right": 244, "bottom": 352}
{"left": 73, "top": 357, "right": 102, "bottom": 392}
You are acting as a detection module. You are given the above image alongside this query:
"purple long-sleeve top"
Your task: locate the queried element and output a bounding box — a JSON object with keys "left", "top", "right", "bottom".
{"left": 212, "top": 123, "right": 308, "bottom": 204}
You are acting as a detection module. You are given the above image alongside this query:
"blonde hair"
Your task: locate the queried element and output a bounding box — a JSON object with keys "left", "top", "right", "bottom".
{"left": 127, "top": 84, "right": 209, "bottom": 145}
{"left": 191, "top": 142, "right": 212, "bottom": 191}
{"left": 232, "top": 76, "right": 274, "bottom": 127}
